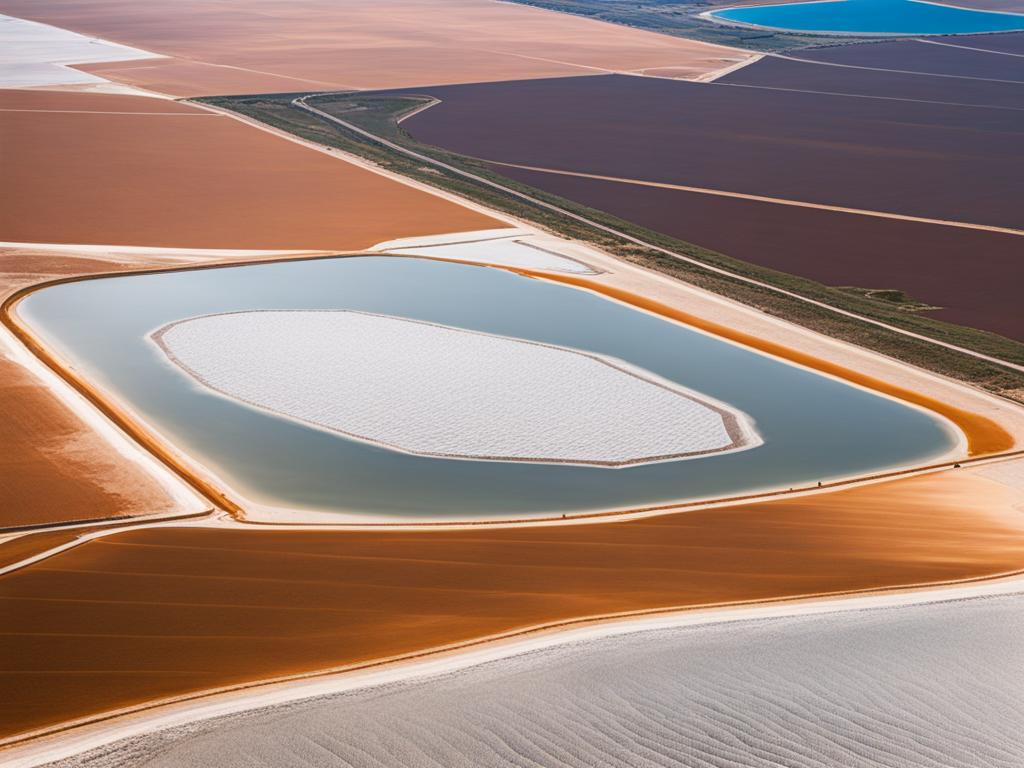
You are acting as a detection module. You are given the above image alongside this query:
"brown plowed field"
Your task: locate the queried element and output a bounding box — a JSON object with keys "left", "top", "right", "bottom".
{"left": 0, "top": 89, "right": 497, "bottom": 249}
{"left": 401, "top": 74, "right": 1024, "bottom": 229}
{"left": 0, "top": 0, "right": 745, "bottom": 95}
{"left": 2, "top": 469, "right": 1023, "bottom": 739}
{"left": 499, "top": 165, "right": 1024, "bottom": 340}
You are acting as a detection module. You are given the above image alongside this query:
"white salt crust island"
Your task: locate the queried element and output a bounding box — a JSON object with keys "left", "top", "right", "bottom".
{"left": 153, "top": 310, "right": 760, "bottom": 466}
{"left": 372, "top": 229, "right": 601, "bottom": 275}
{"left": 0, "top": 13, "right": 161, "bottom": 90}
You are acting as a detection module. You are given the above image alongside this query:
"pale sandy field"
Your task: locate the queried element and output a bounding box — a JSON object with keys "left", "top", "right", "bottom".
{"left": 0, "top": 0, "right": 749, "bottom": 95}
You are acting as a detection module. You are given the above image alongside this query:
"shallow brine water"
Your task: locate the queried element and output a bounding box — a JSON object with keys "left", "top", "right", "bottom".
{"left": 20, "top": 256, "right": 957, "bottom": 520}
{"left": 710, "top": 0, "right": 1024, "bottom": 35}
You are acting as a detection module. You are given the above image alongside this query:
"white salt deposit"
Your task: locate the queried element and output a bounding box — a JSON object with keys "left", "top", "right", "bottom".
{"left": 153, "top": 310, "right": 757, "bottom": 466}
{"left": 0, "top": 13, "right": 161, "bottom": 89}
{"left": 68, "top": 593, "right": 1024, "bottom": 768}
{"left": 373, "top": 229, "right": 600, "bottom": 274}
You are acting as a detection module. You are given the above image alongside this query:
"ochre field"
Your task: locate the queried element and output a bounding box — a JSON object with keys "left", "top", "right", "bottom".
{"left": 0, "top": 0, "right": 745, "bottom": 95}
{"left": 3, "top": 469, "right": 1024, "bottom": 739}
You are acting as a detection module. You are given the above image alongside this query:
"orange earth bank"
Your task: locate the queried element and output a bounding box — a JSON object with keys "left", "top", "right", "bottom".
{"left": 0, "top": 353, "right": 184, "bottom": 528}
{"left": 0, "top": 89, "right": 499, "bottom": 248}
{"left": 0, "top": 247, "right": 204, "bottom": 529}
{"left": 0, "top": 0, "right": 746, "bottom": 95}
{"left": 1, "top": 468, "right": 1023, "bottom": 741}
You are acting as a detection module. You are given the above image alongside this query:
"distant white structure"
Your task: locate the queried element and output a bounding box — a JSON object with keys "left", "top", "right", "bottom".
{"left": 154, "top": 310, "right": 759, "bottom": 466}
{"left": 372, "top": 228, "right": 601, "bottom": 275}
{"left": 0, "top": 13, "right": 162, "bottom": 91}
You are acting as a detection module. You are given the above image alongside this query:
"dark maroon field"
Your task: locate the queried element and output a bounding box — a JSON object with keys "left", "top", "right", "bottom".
{"left": 402, "top": 74, "right": 1023, "bottom": 229}
{"left": 793, "top": 36, "right": 1024, "bottom": 80}
{"left": 394, "top": 71, "right": 1024, "bottom": 339}
{"left": 722, "top": 51, "right": 1024, "bottom": 108}
{"left": 866, "top": 31, "right": 1024, "bottom": 56}
{"left": 497, "top": 164, "right": 1024, "bottom": 340}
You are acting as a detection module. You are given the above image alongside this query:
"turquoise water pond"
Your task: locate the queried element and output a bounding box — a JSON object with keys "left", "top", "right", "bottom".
{"left": 710, "top": 0, "right": 1024, "bottom": 35}
{"left": 19, "top": 256, "right": 957, "bottom": 521}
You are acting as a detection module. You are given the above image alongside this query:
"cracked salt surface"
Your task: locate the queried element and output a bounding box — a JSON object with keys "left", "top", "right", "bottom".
{"left": 153, "top": 310, "right": 758, "bottom": 466}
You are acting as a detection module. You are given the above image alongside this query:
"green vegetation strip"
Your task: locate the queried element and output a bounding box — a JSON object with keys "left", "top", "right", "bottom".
{"left": 196, "top": 92, "right": 1024, "bottom": 402}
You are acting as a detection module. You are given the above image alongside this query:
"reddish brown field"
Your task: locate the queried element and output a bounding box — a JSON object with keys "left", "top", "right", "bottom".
{"left": 0, "top": 90, "right": 199, "bottom": 113}
{"left": 2, "top": 469, "right": 1023, "bottom": 740}
{"left": 0, "top": 89, "right": 498, "bottom": 249}
{"left": 0, "top": 0, "right": 745, "bottom": 95}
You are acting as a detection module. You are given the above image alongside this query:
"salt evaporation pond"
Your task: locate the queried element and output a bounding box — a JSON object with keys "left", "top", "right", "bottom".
{"left": 19, "top": 256, "right": 958, "bottom": 521}
{"left": 709, "top": 0, "right": 1024, "bottom": 35}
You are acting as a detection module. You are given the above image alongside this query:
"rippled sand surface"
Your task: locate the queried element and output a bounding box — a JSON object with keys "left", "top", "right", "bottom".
{"left": 66, "top": 594, "right": 1024, "bottom": 768}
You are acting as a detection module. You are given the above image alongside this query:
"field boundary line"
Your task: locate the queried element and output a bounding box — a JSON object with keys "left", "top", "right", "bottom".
{"left": 481, "top": 159, "right": 1024, "bottom": 237}
{"left": 710, "top": 78, "right": 1024, "bottom": 110}
{"left": 916, "top": 37, "right": 1024, "bottom": 57}
{"left": 769, "top": 50, "right": 1024, "bottom": 84}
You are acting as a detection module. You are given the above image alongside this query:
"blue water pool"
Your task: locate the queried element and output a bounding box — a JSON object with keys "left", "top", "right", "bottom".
{"left": 19, "top": 256, "right": 957, "bottom": 521}
{"left": 709, "top": 0, "right": 1024, "bottom": 35}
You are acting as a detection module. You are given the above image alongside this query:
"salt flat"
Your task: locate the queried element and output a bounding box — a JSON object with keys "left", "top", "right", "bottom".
{"left": 373, "top": 229, "right": 600, "bottom": 274}
{"left": 55, "top": 593, "right": 1024, "bottom": 768}
{"left": 154, "top": 310, "right": 756, "bottom": 466}
{"left": 0, "top": 13, "right": 159, "bottom": 90}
